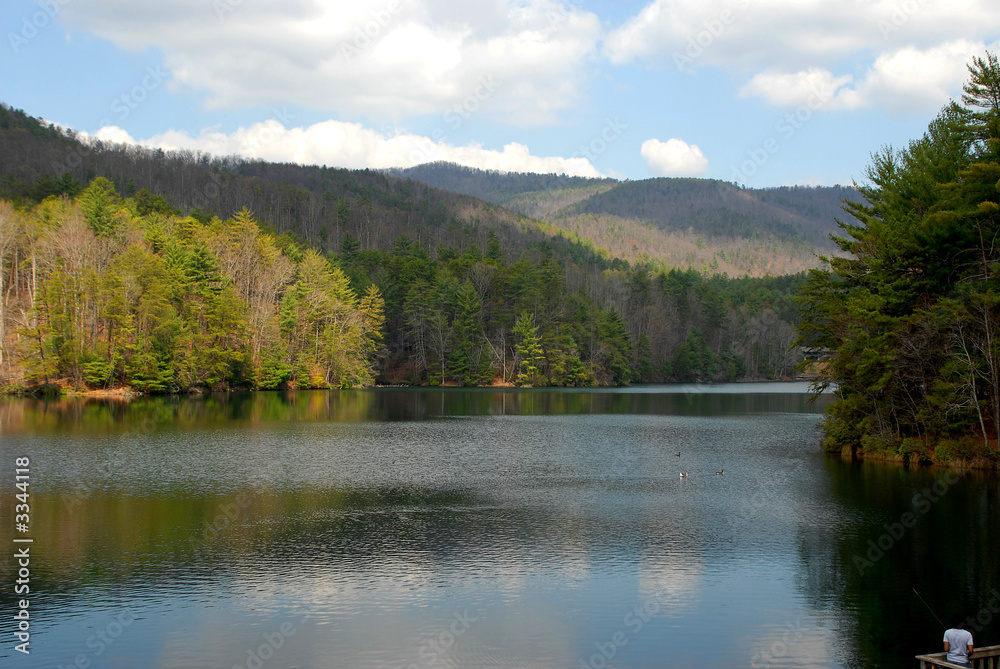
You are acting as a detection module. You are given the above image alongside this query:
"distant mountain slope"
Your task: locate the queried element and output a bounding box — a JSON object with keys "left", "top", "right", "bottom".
{"left": 566, "top": 178, "right": 858, "bottom": 248}
{"left": 393, "top": 162, "right": 861, "bottom": 275}
{"left": 396, "top": 163, "right": 857, "bottom": 248}
{"left": 498, "top": 183, "right": 617, "bottom": 219}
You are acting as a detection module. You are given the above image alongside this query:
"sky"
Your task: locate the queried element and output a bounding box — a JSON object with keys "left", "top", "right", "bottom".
{"left": 3, "top": 0, "right": 1000, "bottom": 187}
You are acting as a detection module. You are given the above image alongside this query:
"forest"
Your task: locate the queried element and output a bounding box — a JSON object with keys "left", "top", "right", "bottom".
{"left": 797, "top": 52, "right": 1000, "bottom": 466}
{"left": 0, "top": 187, "right": 384, "bottom": 392}
{"left": 0, "top": 184, "right": 804, "bottom": 391}
{"left": 0, "top": 106, "right": 809, "bottom": 392}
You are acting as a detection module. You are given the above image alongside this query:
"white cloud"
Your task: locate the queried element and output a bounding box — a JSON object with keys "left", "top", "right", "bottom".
{"left": 92, "top": 125, "right": 136, "bottom": 144}
{"left": 739, "top": 69, "right": 858, "bottom": 109}
{"left": 856, "top": 40, "right": 983, "bottom": 113}
{"left": 739, "top": 40, "right": 988, "bottom": 113}
{"left": 641, "top": 138, "right": 708, "bottom": 177}
{"left": 87, "top": 120, "right": 603, "bottom": 177}
{"left": 605, "top": 0, "right": 1000, "bottom": 70}
{"left": 57, "top": 0, "right": 601, "bottom": 125}
{"left": 604, "top": 0, "right": 868, "bottom": 68}
{"left": 605, "top": 0, "right": 1000, "bottom": 115}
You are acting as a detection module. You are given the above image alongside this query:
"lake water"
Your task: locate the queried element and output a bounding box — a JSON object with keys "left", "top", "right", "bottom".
{"left": 0, "top": 383, "right": 997, "bottom": 668}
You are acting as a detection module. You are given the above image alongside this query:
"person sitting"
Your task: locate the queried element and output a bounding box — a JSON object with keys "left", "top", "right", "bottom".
{"left": 943, "top": 617, "right": 974, "bottom": 668}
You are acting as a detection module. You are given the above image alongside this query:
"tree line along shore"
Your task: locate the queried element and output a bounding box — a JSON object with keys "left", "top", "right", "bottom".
{"left": 0, "top": 180, "right": 806, "bottom": 396}
{"left": 796, "top": 53, "right": 1000, "bottom": 470}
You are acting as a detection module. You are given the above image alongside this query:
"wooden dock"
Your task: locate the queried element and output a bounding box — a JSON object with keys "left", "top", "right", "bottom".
{"left": 916, "top": 644, "right": 1000, "bottom": 668}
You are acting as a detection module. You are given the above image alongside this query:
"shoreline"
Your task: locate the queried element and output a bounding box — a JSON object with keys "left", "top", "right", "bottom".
{"left": 828, "top": 446, "right": 999, "bottom": 472}
{"left": 1, "top": 376, "right": 815, "bottom": 398}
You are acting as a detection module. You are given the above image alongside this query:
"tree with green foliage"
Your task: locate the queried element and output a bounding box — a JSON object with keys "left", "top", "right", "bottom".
{"left": 597, "top": 308, "right": 633, "bottom": 385}
{"left": 635, "top": 332, "right": 655, "bottom": 382}
{"left": 450, "top": 281, "right": 490, "bottom": 385}
{"left": 359, "top": 282, "right": 386, "bottom": 376}
{"left": 340, "top": 231, "right": 360, "bottom": 261}
{"left": 513, "top": 311, "right": 545, "bottom": 386}
{"left": 796, "top": 52, "right": 1000, "bottom": 461}
{"left": 486, "top": 230, "right": 503, "bottom": 265}
{"left": 79, "top": 177, "right": 121, "bottom": 237}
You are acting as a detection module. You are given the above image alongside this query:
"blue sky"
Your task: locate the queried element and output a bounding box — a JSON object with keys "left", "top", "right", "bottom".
{"left": 3, "top": 0, "right": 1000, "bottom": 186}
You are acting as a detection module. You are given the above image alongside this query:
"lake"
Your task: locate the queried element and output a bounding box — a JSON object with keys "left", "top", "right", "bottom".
{"left": 0, "top": 383, "right": 997, "bottom": 668}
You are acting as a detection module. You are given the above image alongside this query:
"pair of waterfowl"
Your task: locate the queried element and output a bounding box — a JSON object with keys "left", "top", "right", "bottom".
{"left": 675, "top": 452, "right": 723, "bottom": 477}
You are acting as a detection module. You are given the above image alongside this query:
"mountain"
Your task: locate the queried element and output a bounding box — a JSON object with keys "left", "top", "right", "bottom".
{"left": 388, "top": 161, "right": 616, "bottom": 204}
{"left": 1, "top": 104, "right": 857, "bottom": 278}
{"left": 0, "top": 106, "right": 570, "bottom": 265}
{"left": 0, "top": 103, "right": 811, "bottom": 390}
{"left": 393, "top": 162, "right": 861, "bottom": 276}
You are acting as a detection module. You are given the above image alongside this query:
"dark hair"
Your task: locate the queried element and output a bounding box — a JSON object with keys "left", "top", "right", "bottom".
{"left": 952, "top": 615, "right": 966, "bottom": 630}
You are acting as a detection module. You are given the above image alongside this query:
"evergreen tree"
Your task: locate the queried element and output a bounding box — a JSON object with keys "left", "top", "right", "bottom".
{"left": 636, "top": 332, "right": 655, "bottom": 382}
{"left": 486, "top": 230, "right": 503, "bottom": 265}
{"left": 796, "top": 52, "right": 1000, "bottom": 459}
{"left": 513, "top": 311, "right": 544, "bottom": 386}
{"left": 359, "top": 283, "right": 386, "bottom": 375}
{"left": 598, "top": 308, "right": 633, "bottom": 385}
{"left": 79, "top": 177, "right": 120, "bottom": 237}
{"left": 450, "top": 281, "right": 486, "bottom": 385}
{"left": 340, "top": 232, "right": 360, "bottom": 261}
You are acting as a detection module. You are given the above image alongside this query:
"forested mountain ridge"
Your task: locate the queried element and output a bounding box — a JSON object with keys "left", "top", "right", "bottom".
{"left": 565, "top": 178, "right": 856, "bottom": 246}
{"left": 387, "top": 162, "right": 616, "bottom": 204}
{"left": 392, "top": 162, "right": 855, "bottom": 244}
{"left": 393, "top": 162, "right": 860, "bottom": 276}
{"left": 0, "top": 105, "right": 562, "bottom": 263}
{"left": 0, "top": 104, "right": 808, "bottom": 391}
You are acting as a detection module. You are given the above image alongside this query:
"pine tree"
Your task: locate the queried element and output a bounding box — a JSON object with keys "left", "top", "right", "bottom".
{"left": 359, "top": 283, "right": 386, "bottom": 376}
{"left": 513, "top": 312, "right": 544, "bottom": 386}
{"left": 79, "top": 177, "right": 120, "bottom": 237}
{"left": 636, "top": 332, "right": 655, "bottom": 382}
{"left": 450, "top": 281, "right": 490, "bottom": 385}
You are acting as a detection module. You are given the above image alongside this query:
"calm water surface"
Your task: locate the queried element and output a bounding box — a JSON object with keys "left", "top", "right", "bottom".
{"left": 0, "top": 383, "right": 997, "bottom": 668}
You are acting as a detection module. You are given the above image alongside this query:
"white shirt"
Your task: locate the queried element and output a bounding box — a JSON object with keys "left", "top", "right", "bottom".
{"left": 944, "top": 627, "right": 973, "bottom": 664}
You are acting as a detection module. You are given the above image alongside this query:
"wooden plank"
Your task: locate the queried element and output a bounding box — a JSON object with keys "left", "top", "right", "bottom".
{"left": 917, "top": 646, "right": 1000, "bottom": 669}
{"left": 913, "top": 657, "right": 976, "bottom": 669}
